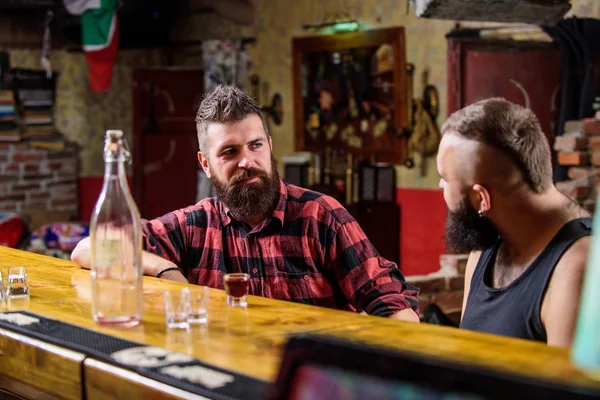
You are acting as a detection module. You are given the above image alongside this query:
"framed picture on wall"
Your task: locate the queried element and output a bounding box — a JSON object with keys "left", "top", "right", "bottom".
{"left": 292, "top": 27, "right": 409, "bottom": 164}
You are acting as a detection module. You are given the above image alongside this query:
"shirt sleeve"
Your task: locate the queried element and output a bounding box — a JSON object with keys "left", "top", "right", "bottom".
{"left": 328, "top": 218, "right": 420, "bottom": 317}
{"left": 141, "top": 209, "right": 188, "bottom": 270}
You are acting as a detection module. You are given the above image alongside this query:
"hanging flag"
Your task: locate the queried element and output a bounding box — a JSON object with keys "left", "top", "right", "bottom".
{"left": 64, "top": 0, "right": 119, "bottom": 92}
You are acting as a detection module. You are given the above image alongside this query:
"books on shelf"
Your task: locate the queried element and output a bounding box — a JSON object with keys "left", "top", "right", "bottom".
{"left": 0, "top": 124, "right": 21, "bottom": 141}
{"left": 20, "top": 107, "right": 53, "bottom": 125}
{"left": 0, "top": 69, "right": 65, "bottom": 143}
{"left": 22, "top": 116, "right": 53, "bottom": 125}
{"left": 0, "top": 104, "right": 16, "bottom": 117}
{"left": 22, "top": 108, "right": 53, "bottom": 118}
{"left": 28, "top": 134, "right": 67, "bottom": 151}
{"left": 0, "top": 131, "right": 22, "bottom": 142}
{"left": 10, "top": 68, "right": 59, "bottom": 141}
{"left": 0, "top": 90, "right": 19, "bottom": 142}
{"left": 0, "top": 90, "right": 15, "bottom": 104}
{"left": 22, "top": 125, "right": 55, "bottom": 137}
{"left": 15, "top": 88, "right": 54, "bottom": 108}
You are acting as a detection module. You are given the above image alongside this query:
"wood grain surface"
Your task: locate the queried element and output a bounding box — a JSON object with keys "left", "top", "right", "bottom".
{"left": 1, "top": 246, "right": 599, "bottom": 397}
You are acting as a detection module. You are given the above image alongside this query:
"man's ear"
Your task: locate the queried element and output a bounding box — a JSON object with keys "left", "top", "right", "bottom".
{"left": 198, "top": 152, "right": 212, "bottom": 179}
{"left": 268, "top": 136, "right": 273, "bottom": 151}
{"left": 471, "top": 184, "right": 491, "bottom": 216}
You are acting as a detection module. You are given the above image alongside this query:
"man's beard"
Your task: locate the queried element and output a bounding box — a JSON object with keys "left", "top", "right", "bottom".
{"left": 444, "top": 195, "right": 499, "bottom": 253}
{"left": 212, "top": 158, "right": 280, "bottom": 219}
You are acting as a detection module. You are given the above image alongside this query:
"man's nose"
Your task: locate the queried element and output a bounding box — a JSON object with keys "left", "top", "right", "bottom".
{"left": 237, "top": 149, "right": 253, "bottom": 169}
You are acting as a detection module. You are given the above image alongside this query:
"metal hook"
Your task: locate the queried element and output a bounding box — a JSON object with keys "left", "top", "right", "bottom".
{"left": 122, "top": 136, "right": 132, "bottom": 165}
{"left": 41, "top": 9, "right": 54, "bottom": 78}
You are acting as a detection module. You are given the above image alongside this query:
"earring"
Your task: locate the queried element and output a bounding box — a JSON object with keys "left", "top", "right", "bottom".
{"left": 478, "top": 210, "right": 485, "bottom": 217}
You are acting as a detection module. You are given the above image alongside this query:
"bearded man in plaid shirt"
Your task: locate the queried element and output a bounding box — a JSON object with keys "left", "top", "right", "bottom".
{"left": 73, "top": 85, "right": 419, "bottom": 322}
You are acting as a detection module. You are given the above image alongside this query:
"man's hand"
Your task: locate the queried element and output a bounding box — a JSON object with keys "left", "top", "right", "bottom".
{"left": 389, "top": 308, "right": 420, "bottom": 323}
{"left": 71, "top": 237, "right": 92, "bottom": 269}
{"left": 71, "top": 237, "right": 188, "bottom": 282}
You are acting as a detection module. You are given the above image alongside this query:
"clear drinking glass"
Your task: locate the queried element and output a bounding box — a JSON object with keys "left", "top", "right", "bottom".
{"left": 164, "top": 288, "right": 191, "bottom": 329}
{"left": 0, "top": 270, "right": 4, "bottom": 301}
{"left": 6, "top": 267, "right": 29, "bottom": 299}
{"left": 188, "top": 286, "right": 210, "bottom": 324}
{"left": 224, "top": 273, "right": 250, "bottom": 307}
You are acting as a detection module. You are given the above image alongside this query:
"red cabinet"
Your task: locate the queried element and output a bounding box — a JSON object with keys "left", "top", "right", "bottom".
{"left": 132, "top": 68, "right": 204, "bottom": 219}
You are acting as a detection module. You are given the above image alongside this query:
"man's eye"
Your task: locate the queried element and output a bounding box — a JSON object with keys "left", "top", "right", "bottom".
{"left": 250, "top": 142, "right": 262, "bottom": 149}
{"left": 222, "top": 149, "right": 234, "bottom": 156}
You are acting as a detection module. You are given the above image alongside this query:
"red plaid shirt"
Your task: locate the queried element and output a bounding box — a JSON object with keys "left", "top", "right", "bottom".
{"left": 142, "top": 180, "right": 419, "bottom": 316}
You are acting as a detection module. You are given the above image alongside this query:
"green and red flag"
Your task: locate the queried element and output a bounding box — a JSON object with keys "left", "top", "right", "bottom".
{"left": 64, "top": 0, "right": 119, "bottom": 92}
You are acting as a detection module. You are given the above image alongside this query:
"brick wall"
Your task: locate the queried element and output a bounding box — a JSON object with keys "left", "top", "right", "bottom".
{"left": 407, "top": 254, "right": 469, "bottom": 320}
{"left": 0, "top": 142, "right": 79, "bottom": 227}
{"left": 554, "top": 118, "right": 600, "bottom": 213}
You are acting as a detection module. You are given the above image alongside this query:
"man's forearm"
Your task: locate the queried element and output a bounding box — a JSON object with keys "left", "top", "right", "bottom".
{"left": 71, "top": 237, "right": 187, "bottom": 282}
{"left": 389, "top": 308, "right": 420, "bottom": 323}
{"left": 142, "top": 251, "right": 187, "bottom": 282}
{"left": 155, "top": 268, "right": 188, "bottom": 282}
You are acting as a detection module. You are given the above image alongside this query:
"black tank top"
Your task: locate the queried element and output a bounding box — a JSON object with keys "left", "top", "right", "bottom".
{"left": 460, "top": 217, "right": 592, "bottom": 342}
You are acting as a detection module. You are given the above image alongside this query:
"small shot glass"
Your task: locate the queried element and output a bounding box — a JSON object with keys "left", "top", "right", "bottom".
{"left": 163, "top": 288, "right": 191, "bottom": 330}
{"left": 224, "top": 273, "right": 250, "bottom": 308}
{"left": 188, "top": 286, "right": 210, "bottom": 325}
{"left": 6, "top": 267, "right": 29, "bottom": 299}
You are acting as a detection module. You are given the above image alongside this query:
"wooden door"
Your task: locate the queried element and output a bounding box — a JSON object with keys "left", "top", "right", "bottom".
{"left": 133, "top": 68, "right": 204, "bottom": 219}
{"left": 448, "top": 38, "right": 563, "bottom": 145}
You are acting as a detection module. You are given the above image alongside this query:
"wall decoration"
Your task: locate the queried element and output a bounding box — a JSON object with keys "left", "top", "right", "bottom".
{"left": 405, "top": 67, "right": 441, "bottom": 173}
{"left": 292, "top": 27, "right": 409, "bottom": 164}
{"left": 202, "top": 39, "right": 253, "bottom": 92}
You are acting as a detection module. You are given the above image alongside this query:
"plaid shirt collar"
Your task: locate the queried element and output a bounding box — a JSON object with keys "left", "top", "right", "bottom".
{"left": 216, "top": 179, "right": 287, "bottom": 231}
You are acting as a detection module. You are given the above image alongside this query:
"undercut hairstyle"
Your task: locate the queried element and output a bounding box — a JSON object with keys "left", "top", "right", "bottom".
{"left": 195, "top": 85, "right": 269, "bottom": 155}
{"left": 441, "top": 98, "right": 552, "bottom": 193}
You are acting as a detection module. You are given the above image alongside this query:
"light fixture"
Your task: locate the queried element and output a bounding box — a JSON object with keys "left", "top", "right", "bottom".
{"left": 302, "top": 12, "right": 360, "bottom": 33}
{"left": 331, "top": 20, "right": 360, "bottom": 32}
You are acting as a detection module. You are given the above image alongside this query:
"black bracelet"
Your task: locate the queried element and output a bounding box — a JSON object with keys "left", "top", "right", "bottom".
{"left": 156, "top": 267, "right": 184, "bottom": 279}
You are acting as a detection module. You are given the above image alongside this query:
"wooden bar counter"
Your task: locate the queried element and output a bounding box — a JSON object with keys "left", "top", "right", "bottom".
{"left": 0, "top": 246, "right": 599, "bottom": 399}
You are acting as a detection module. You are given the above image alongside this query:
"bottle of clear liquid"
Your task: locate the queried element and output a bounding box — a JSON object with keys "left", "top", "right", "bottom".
{"left": 572, "top": 196, "right": 600, "bottom": 379}
{"left": 90, "top": 130, "right": 143, "bottom": 326}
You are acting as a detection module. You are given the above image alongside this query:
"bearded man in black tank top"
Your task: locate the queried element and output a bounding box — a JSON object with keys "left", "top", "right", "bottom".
{"left": 436, "top": 98, "right": 591, "bottom": 348}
